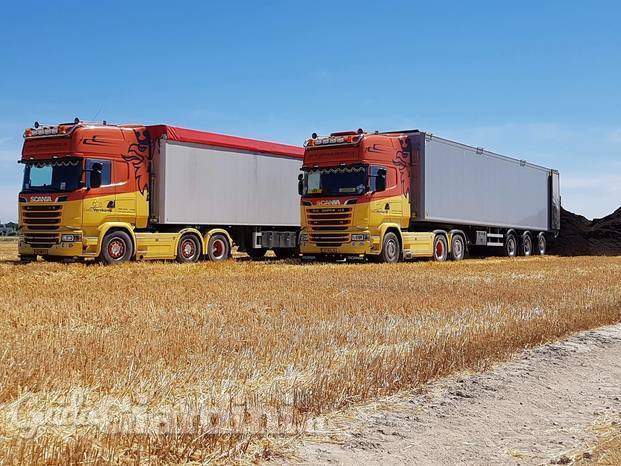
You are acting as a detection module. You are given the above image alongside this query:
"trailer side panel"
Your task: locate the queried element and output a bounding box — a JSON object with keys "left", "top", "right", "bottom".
{"left": 418, "top": 136, "right": 552, "bottom": 231}
{"left": 154, "top": 140, "right": 301, "bottom": 226}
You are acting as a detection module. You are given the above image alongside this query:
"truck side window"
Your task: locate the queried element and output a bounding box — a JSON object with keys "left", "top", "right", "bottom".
{"left": 369, "top": 166, "right": 387, "bottom": 192}
{"left": 86, "top": 159, "right": 112, "bottom": 187}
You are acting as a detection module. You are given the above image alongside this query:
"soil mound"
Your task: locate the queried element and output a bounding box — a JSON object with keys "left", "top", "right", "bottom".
{"left": 550, "top": 207, "right": 621, "bottom": 256}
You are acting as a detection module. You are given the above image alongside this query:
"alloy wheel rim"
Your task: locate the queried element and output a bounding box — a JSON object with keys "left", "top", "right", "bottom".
{"left": 181, "top": 239, "right": 196, "bottom": 259}
{"left": 212, "top": 239, "right": 225, "bottom": 259}
{"left": 436, "top": 240, "right": 444, "bottom": 259}
{"left": 454, "top": 238, "right": 463, "bottom": 258}
{"left": 108, "top": 239, "right": 125, "bottom": 260}
{"left": 508, "top": 238, "right": 516, "bottom": 256}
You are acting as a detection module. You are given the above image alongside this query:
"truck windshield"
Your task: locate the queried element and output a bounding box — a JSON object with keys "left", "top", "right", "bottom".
{"left": 302, "top": 165, "right": 367, "bottom": 196}
{"left": 22, "top": 159, "right": 82, "bottom": 192}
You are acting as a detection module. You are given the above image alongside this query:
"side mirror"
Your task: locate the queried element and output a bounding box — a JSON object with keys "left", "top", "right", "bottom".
{"left": 89, "top": 162, "right": 103, "bottom": 189}
{"left": 375, "top": 168, "right": 387, "bottom": 192}
{"left": 298, "top": 173, "right": 304, "bottom": 195}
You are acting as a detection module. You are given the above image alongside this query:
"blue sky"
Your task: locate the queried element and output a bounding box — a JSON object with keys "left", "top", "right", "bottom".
{"left": 0, "top": 1, "right": 619, "bottom": 222}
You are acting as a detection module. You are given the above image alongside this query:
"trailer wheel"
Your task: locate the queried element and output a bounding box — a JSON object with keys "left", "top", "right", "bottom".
{"left": 537, "top": 233, "right": 547, "bottom": 255}
{"left": 246, "top": 247, "right": 267, "bottom": 259}
{"left": 450, "top": 234, "right": 466, "bottom": 261}
{"left": 99, "top": 230, "right": 134, "bottom": 265}
{"left": 378, "top": 232, "right": 401, "bottom": 263}
{"left": 176, "top": 234, "right": 201, "bottom": 263}
{"left": 521, "top": 233, "right": 533, "bottom": 257}
{"left": 207, "top": 234, "right": 230, "bottom": 261}
{"left": 504, "top": 233, "right": 518, "bottom": 258}
{"left": 433, "top": 235, "right": 448, "bottom": 261}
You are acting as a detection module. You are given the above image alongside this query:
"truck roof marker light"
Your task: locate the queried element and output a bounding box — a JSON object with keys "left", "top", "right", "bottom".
{"left": 74, "top": 117, "right": 80, "bottom": 124}
{"left": 34, "top": 121, "right": 40, "bottom": 128}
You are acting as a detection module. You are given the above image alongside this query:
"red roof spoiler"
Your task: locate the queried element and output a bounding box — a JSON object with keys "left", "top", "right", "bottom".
{"left": 147, "top": 125, "right": 304, "bottom": 159}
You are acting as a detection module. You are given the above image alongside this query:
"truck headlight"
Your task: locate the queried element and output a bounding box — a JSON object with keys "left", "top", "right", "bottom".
{"left": 351, "top": 234, "right": 369, "bottom": 242}
{"left": 61, "top": 234, "right": 79, "bottom": 242}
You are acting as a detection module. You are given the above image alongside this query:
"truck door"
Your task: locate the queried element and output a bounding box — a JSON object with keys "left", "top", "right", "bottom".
{"left": 82, "top": 158, "right": 116, "bottom": 231}
{"left": 369, "top": 166, "right": 402, "bottom": 224}
{"left": 112, "top": 160, "right": 137, "bottom": 226}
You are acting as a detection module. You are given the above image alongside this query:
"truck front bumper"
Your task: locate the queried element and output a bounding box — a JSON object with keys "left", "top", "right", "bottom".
{"left": 300, "top": 233, "right": 377, "bottom": 257}
{"left": 19, "top": 233, "right": 85, "bottom": 258}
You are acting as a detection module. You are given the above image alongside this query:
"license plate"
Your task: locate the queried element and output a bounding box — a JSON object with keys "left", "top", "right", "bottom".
{"left": 320, "top": 248, "right": 338, "bottom": 253}
{"left": 32, "top": 249, "right": 49, "bottom": 255}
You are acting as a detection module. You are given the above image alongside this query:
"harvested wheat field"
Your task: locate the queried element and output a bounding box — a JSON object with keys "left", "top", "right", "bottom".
{"left": 0, "top": 239, "right": 620, "bottom": 464}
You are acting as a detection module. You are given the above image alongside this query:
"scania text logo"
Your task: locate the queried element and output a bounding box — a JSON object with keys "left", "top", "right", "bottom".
{"left": 30, "top": 196, "right": 52, "bottom": 202}
{"left": 318, "top": 199, "right": 340, "bottom": 205}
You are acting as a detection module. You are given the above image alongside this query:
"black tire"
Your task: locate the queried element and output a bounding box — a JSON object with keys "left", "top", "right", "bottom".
{"left": 433, "top": 235, "right": 449, "bottom": 261}
{"left": 19, "top": 255, "right": 36, "bottom": 264}
{"left": 274, "top": 248, "right": 298, "bottom": 259}
{"left": 246, "top": 247, "right": 267, "bottom": 259}
{"left": 206, "top": 234, "right": 230, "bottom": 261}
{"left": 378, "top": 232, "right": 401, "bottom": 263}
{"left": 176, "top": 234, "right": 202, "bottom": 263}
{"left": 521, "top": 233, "right": 533, "bottom": 257}
{"left": 450, "top": 234, "right": 466, "bottom": 261}
{"left": 99, "top": 230, "right": 134, "bottom": 265}
{"left": 504, "top": 233, "right": 518, "bottom": 257}
{"left": 537, "top": 233, "right": 547, "bottom": 255}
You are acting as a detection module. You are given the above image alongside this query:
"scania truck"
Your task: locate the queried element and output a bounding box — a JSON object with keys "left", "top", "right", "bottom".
{"left": 18, "top": 120, "right": 303, "bottom": 264}
{"left": 298, "top": 129, "right": 560, "bottom": 262}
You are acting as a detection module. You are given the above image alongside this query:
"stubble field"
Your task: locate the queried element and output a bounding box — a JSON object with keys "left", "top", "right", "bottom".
{"left": 0, "top": 240, "right": 620, "bottom": 463}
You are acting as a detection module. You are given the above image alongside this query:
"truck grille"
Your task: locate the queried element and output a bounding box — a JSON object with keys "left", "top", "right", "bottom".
{"left": 307, "top": 207, "right": 352, "bottom": 247}
{"left": 21, "top": 204, "right": 63, "bottom": 248}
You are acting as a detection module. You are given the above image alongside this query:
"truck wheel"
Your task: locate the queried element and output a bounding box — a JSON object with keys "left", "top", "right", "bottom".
{"left": 207, "top": 234, "right": 230, "bottom": 261}
{"left": 274, "top": 248, "right": 298, "bottom": 259}
{"left": 450, "top": 234, "right": 466, "bottom": 261}
{"left": 246, "top": 247, "right": 267, "bottom": 259}
{"left": 19, "top": 255, "right": 36, "bottom": 264}
{"left": 433, "top": 235, "right": 448, "bottom": 261}
{"left": 504, "top": 233, "right": 518, "bottom": 257}
{"left": 176, "top": 234, "right": 201, "bottom": 263}
{"left": 537, "top": 233, "right": 547, "bottom": 255}
{"left": 521, "top": 233, "right": 533, "bottom": 256}
{"left": 99, "top": 230, "right": 134, "bottom": 265}
{"left": 378, "top": 232, "right": 401, "bottom": 263}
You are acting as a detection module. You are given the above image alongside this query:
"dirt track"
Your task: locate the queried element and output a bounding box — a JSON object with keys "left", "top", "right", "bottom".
{"left": 294, "top": 324, "right": 621, "bottom": 465}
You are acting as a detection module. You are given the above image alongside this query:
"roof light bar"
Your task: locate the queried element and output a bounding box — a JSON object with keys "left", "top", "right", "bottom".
{"left": 304, "top": 133, "right": 363, "bottom": 148}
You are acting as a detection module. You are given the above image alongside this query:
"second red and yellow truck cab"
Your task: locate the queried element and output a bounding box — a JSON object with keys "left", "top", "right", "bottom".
{"left": 298, "top": 129, "right": 560, "bottom": 262}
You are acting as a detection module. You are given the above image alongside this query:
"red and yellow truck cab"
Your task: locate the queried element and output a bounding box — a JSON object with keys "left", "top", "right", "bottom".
{"left": 18, "top": 120, "right": 303, "bottom": 264}
{"left": 298, "top": 130, "right": 428, "bottom": 262}
{"left": 19, "top": 121, "right": 150, "bottom": 262}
